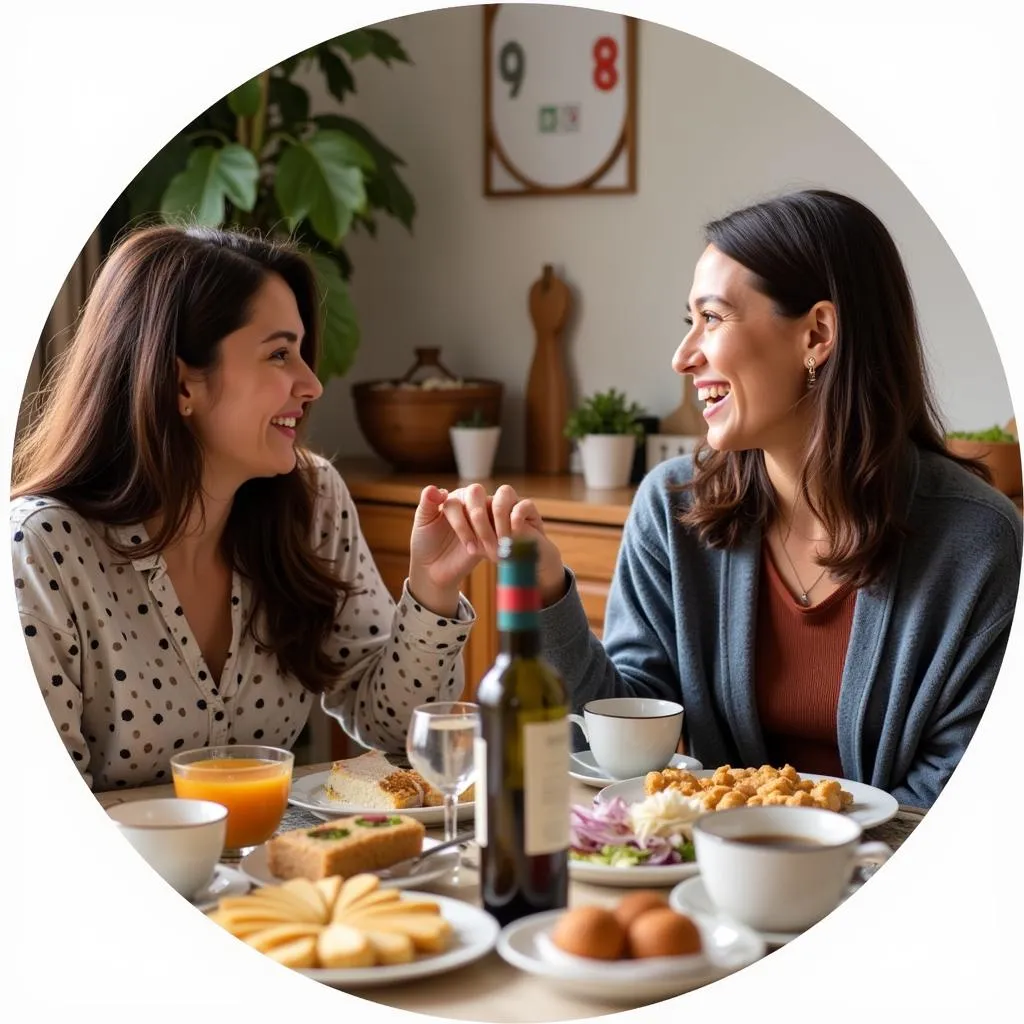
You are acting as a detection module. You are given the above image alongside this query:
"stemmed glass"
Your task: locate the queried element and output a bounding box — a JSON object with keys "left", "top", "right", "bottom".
{"left": 406, "top": 701, "right": 478, "bottom": 882}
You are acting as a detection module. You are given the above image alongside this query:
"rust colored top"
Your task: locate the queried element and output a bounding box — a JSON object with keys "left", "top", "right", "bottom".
{"left": 755, "top": 543, "right": 857, "bottom": 777}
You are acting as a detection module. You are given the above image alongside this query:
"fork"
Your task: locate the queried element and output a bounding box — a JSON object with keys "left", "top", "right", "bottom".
{"left": 376, "top": 831, "right": 476, "bottom": 879}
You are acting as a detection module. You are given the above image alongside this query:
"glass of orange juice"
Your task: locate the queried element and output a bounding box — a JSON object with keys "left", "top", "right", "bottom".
{"left": 169, "top": 744, "right": 294, "bottom": 858}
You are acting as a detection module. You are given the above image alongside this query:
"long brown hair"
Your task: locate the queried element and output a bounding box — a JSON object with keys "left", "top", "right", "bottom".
{"left": 678, "top": 189, "right": 989, "bottom": 588}
{"left": 13, "top": 223, "right": 350, "bottom": 694}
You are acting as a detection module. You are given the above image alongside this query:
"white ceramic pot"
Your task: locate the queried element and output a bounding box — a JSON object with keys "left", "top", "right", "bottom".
{"left": 450, "top": 425, "right": 501, "bottom": 480}
{"left": 107, "top": 797, "right": 228, "bottom": 898}
{"left": 578, "top": 434, "right": 636, "bottom": 489}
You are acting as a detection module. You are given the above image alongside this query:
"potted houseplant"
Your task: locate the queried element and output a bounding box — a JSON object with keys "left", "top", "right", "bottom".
{"left": 102, "top": 28, "right": 416, "bottom": 385}
{"left": 564, "top": 389, "right": 646, "bottom": 489}
{"left": 946, "top": 422, "right": 1022, "bottom": 497}
{"left": 450, "top": 408, "right": 502, "bottom": 481}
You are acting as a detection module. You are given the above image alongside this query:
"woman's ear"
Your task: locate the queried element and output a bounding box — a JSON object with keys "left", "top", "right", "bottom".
{"left": 176, "top": 357, "right": 195, "bottom": 417}
{"left": 804, "top": 300, "right": 837, "bottom": 368}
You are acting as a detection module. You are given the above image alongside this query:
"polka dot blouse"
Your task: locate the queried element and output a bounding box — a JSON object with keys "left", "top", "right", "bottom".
{"left": 11, "top": 455, "right": 475, "bottom": 791}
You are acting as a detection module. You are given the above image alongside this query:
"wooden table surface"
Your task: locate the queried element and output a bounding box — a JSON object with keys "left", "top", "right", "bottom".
{"left": 96, "top": 763, "right": 925, "bottom": 1022}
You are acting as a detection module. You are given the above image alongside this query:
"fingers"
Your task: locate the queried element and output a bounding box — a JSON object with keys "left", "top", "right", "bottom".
{"left": 413, "top": 485, "right": 449, "bottom": 528}
{"left": 461, "top": 483, "right": 500, "bottom": 560}
{"left": 510, "top": 498, "right": 546, "bottom": 537}
{"left": 491, "top": 485, "right": 520, "bottom": 542}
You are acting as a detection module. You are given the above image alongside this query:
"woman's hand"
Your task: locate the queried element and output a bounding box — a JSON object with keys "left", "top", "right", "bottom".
{"left": 435, "top": 483, "right": 568, "bottom": 607}
{"left": 408, "top": 483, "right": 569, "bottom": 614}
{"left": 407, "top": 485, "right": 483, "bottom": 617}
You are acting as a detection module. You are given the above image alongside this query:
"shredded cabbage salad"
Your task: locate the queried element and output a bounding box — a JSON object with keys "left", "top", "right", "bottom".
{"left": 569, "top": 797, "right": 696, "bottom": 867}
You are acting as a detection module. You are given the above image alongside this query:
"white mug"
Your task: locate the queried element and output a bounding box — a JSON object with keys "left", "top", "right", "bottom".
{"left": 568, "top": 697, "right": 684, "bottom": 780}
{"left": 107, "top": 798, "right": 228, "bottom": 899}
{"left": 692, "top": 805, "right": 892, "bottom": 933}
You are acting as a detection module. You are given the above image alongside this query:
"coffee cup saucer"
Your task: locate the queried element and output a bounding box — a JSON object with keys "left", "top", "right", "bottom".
{"left": 668, "top": 875, "right": 857, "bottom": 947}
{"left": 568, "top": 750, "right": 703, "bottom": 788}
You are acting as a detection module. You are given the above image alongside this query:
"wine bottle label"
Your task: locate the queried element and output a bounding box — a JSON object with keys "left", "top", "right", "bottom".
{"left": 474, "top": 737, "right": 488, "bottom": 848}
{"left": 522, "top": 718, "right": 570, "bottom": 855}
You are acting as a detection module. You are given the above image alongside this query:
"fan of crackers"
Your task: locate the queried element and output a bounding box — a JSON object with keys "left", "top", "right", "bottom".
{"left": 207, "top": 873, "right": 452, "bottom": 969}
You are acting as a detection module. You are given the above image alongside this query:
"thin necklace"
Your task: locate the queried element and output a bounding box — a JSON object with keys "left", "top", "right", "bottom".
{"left": 778, "top": 516, "right": 829, "bottom": 607}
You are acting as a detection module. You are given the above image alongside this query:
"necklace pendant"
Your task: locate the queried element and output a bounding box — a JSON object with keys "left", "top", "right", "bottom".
{"left": 799, "top": 592, "right": 810, "bottom": 606}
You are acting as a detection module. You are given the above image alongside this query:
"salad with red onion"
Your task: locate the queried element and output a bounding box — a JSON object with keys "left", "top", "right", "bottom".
{"left": 569, "top": 795, "right": 697, "bottom": 868}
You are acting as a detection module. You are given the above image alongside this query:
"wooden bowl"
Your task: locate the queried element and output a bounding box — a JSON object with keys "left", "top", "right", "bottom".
{"left": 352, "top": 379, "right": 504, "bottom": 471}
{"left": 946, "top": 438, "right": 1023, "bottom": 498}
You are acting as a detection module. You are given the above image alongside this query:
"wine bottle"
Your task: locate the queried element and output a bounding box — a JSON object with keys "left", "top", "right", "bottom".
{"left": 475, "top": 535, "right": 570, "bottom": 926}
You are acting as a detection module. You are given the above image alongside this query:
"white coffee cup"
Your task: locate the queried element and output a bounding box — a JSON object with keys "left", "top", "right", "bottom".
{"left": 692, "top": 805, "right": 892, "bottom": 933}
{"left": 107, "top": 797, "right": 228, "bottom": 899}
{"left": 568, "top": 697, "right": 684, "bottom": 780}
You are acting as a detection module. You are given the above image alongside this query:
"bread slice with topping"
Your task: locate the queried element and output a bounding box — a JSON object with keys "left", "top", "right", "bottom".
{"left": 266, "top": 813, "right": 426, "bottom": 881}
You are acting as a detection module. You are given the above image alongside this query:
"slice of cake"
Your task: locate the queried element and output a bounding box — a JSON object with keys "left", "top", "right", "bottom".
{"left": 266, "top": 813, "right": 426, "bottom": 881}
{"left": 322, "top": 751, "right": 428, "bottom": 809}
{"left": 323, "top": 749, "right": 475, "bottom": 809}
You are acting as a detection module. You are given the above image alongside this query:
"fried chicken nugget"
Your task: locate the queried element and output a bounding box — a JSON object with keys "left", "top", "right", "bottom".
{"left": 717, "top": 790, "right": 749, "bottom": 810}
{"left": 757, "top": 777, "right": 796, "bottom": 798}
{"left": 700, "top": 785, "right": 735, "bottom": 810}
{"left": 785, "top": 791, "right": 816, "bottom": 807}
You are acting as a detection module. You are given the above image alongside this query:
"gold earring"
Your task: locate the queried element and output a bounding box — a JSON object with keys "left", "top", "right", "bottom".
{"left": 805, "top": 357, "right": 816, "bottom": 389}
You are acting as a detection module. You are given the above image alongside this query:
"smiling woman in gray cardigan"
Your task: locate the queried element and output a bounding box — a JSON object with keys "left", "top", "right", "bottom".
{"left": 441, "top": 189, "right": 1022, "bottom": 809}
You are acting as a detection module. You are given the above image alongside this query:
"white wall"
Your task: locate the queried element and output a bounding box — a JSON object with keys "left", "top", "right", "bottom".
{"left": 305, "top": 6, "right": 1014, "bottom": 465}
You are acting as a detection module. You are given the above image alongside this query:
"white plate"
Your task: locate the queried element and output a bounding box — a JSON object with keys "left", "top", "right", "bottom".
{"left": 239, "top": 836, "right": 460, "bottom": 891}
{"left": 568, "top": 854, "right": 699, "bottom": 888}
{"left": 668, "top": 875, "right": 858, "bottom": 947}
{"left": 300, "top": 893, "right": 500, "bottom": 988}
{"left": 496, "top": 909, "right": 766, "bottom": 1003}
{"left": 569, "top": 751, "right": 703, "bottom": 788}
{"left": 190, "top": 864, "right": 250, "bottom": 911}
{"left": 595, "top": 770, "right": 899, "bottom": 830}
{"left": 288, "top": 770, "right": 475, "bottom": 825}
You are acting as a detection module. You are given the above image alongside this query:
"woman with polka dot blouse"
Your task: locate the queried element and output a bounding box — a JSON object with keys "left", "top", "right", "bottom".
{"left": 12, "top": 225, "right": 487, "bottom": 791}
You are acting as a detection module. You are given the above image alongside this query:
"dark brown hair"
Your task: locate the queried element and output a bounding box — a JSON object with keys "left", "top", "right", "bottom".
{"left": 13, "top": 223, "right": 350, "bottom": 694}
{"left": 679, "top": 189, "right": 989, "bottom": 588}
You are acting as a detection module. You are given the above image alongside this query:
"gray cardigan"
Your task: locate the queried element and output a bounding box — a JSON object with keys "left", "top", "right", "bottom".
{"left": 540, "top": 447, "right": 1022, "bottom": 808}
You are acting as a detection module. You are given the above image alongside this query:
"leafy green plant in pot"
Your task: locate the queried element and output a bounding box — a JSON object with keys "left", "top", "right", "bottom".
{"left": 946, "top": 423, "right": 1022, "bottom": 497}
{"left": 450, "top": 408, "right": 501, "bottom": 481}
{"left": 105, "top": 28, "right": 415, "bottom": 385}
{"left": 564, "top": 388, "right": 646, "bottom": 489}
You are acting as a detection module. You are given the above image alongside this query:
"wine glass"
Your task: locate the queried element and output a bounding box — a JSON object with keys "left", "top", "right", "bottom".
{"left": 406, "top": 701, "right": 478, "bottom": 882}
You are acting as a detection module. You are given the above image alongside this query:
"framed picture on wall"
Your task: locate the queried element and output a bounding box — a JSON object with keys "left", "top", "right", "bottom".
{"left": 483, "top": 4, "right": 638, "bottom": 197}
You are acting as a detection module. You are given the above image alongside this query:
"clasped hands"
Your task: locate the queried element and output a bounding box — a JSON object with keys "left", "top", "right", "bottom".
{"left": 407, "top": 482, "right": 567, "bottom": 617}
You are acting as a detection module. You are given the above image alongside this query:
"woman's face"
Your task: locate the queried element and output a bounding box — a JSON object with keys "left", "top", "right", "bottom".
{"left": 182, "top": 271, "right": 323, "bottom": 491}
{"left": 672, "top": 245, "right": 818, "bottom": 455}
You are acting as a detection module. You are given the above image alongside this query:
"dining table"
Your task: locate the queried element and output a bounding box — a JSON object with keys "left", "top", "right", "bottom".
{"left": 96, "top": 762, "right": 927, "bottom": 1022}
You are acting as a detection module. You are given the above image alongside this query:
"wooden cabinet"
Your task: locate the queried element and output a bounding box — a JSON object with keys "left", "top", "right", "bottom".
{"left": 328, "top": 459, "right": 635, "bottom": 756}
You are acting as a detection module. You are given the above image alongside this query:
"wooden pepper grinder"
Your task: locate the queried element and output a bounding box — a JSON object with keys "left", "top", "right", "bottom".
{"left": 525, "top": 264, "right": 572, "bottom": 475}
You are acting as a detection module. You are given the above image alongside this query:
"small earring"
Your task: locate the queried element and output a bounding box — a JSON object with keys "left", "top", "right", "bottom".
{"left": 183, "top": 406, "right": 192, "bottom": 416}
{"left": 805, "top": 357, "right": 816, "bottom": 389}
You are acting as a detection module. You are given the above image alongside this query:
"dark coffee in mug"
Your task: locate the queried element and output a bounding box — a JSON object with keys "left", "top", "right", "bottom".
{"left": 730, "top": 834, "right": 828, "bottom": 847}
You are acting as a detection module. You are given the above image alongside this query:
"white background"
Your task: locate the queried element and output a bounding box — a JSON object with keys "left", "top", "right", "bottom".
{"left": 3, "top": 1, "right": 1022, "bottom": 1022}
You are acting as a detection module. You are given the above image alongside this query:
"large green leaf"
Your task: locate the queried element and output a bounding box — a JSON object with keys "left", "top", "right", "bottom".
{"left": 307, "top": 251, "right": 360, "bottom": 381}
{"left": 314, "top": 115, "right": 415, "bottom": 231}
{"left": 335, "top": 28, "right": 411, "bottom": 66}
{"left": 317, "top": 46, "right": 355, "bottom": 102}
{"left": 125, "top": 134, "right": 193, "bottom": 220}
{"left": 227, "top": 76, "right": 262, "bottom": 118}
{"left": 268, "top": 75, "right": 310, "bottom": 126}
{"left": 336, "top": 29, "right": 373, "bottom": 60}
{"left": 160, "top": 144, "right": 259, "bottom": 225}
{"left": 274, "top": 131, "right": 372, "bottom": 246}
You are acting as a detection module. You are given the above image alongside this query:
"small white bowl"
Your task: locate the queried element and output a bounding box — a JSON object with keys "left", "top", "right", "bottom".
{"left": 108, "top": 798, "right": 227, "bottom": 899}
